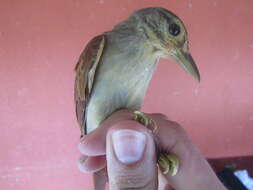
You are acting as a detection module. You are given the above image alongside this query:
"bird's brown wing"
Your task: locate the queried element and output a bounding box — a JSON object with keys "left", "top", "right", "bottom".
{"left": 74, "top": 34, "right": 105, "bottom": 136}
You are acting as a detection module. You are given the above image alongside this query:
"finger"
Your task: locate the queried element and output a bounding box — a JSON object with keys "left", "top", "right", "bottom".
{"left": 106, "top": 120, "right": 158, "bottom": 190}
{"left": 93, "top": 169, "right": 108, "bottom": 190}
{"left": 148, "top": 114, "right": 186, "bottom": 151}
{"left": 149, "top": 115, "right": 226, "bottom": 190}
{"left": 149, "top": 113, "right": 169, "bottom": 120}
{"left": 79, "top": 110, "right": 134, "bottom": 156}
{"left": 78, "top": 155, "right": 106, "bottom": 173}
{"left": 158, "top": 169, "right": 171, "bottom": 190}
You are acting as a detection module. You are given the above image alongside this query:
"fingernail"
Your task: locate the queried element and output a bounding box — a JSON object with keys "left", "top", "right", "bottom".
{"left": 112, "top": 129, "right": 146, "bottom": 164}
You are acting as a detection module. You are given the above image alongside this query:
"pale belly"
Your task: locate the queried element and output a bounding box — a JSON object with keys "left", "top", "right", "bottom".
{"left": 86, "top": 62, "right": 157, "bottom": 133}
{"left": 85, "top": 35, "right": 158, "bottom": 133}
{"left": 86, "top": 78, "right": 147, "bottom": 133}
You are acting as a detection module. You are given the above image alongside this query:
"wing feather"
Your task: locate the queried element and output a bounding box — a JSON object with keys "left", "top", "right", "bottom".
{"left": 74, "top": 35, "right": 105, "bottom": 136}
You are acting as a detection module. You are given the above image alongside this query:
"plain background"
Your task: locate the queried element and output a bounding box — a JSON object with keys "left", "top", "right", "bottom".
{"left": 1, "top": 0, "right": 253, "bottom": 189}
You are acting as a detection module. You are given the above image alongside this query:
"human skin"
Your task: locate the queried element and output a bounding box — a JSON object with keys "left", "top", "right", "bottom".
{"left": 78, "top": 110, "right": 227, "bottom": 190}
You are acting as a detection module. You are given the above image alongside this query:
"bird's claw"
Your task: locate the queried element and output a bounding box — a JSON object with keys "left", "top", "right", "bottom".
{"left": 133, "top": 111, "right": 152, "bottom": 126}
{"left": 158, "top": 153, "right": 179, "bottom": 176}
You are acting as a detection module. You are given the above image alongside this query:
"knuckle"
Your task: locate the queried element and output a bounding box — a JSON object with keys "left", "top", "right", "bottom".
{"left": 150, "top": 113, "right": 169, "bottom": 120}
{"left": 103, "top": 109, "right": 133, "bottom": 127}
{"left": 167, "top": 121, "right": 186, "bottom": 136}
{"left": 79, "top": 155, "right": 88, "bottom": 164}
{"left": 112, "top": 173, "right": 152, "bottom": 189}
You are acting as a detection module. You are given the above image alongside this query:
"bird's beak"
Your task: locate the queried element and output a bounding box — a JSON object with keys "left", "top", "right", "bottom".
{"left": 171, "top": 48, "right": 200, "bottom": 82}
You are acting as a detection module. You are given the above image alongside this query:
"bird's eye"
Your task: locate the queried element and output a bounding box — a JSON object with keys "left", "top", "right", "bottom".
{"left": 169, "top": 23, "right": 180, "bottom": 36}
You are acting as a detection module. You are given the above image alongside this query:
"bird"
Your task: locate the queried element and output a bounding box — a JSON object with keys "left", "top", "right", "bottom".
{"left": 74, "top": 7, "right": 200, "bottom": 190}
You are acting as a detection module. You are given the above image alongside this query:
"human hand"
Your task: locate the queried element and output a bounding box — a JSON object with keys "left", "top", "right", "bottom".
{"left": 78, "top": 110, "right": 227, "bottom": 190}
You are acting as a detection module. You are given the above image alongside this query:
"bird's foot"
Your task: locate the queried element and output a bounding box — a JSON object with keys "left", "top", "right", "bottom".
{"left": 133, "top": 110, "right": 179, "bottom": 176}
{"left": 133, "top": 111, "right": 157, "bottom": 130}
{"left": 158, "top": 153, "right": 179, "bottom": 176}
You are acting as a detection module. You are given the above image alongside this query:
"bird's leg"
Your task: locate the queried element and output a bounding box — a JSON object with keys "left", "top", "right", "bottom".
{"left": 133, "top": 111, "right": 179, "bottom": 176}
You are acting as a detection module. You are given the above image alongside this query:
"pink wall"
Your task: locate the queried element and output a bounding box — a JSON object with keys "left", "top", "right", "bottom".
{"left": 1, "top": 0, "right": 253, "bottom": 189}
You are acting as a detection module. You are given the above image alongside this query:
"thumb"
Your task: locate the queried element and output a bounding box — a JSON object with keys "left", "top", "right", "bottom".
{"left": 106, "top": 120, "right": 158, "bottom": 190}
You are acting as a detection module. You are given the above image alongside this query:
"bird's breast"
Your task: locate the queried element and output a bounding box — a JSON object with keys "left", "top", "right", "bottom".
{"left": 86, "top": 37, "right": 158, "bottom": 133}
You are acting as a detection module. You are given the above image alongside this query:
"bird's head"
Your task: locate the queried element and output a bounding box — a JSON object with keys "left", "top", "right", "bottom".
{"left": 133, "top": 7, "right": 200, "bottom": 81}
